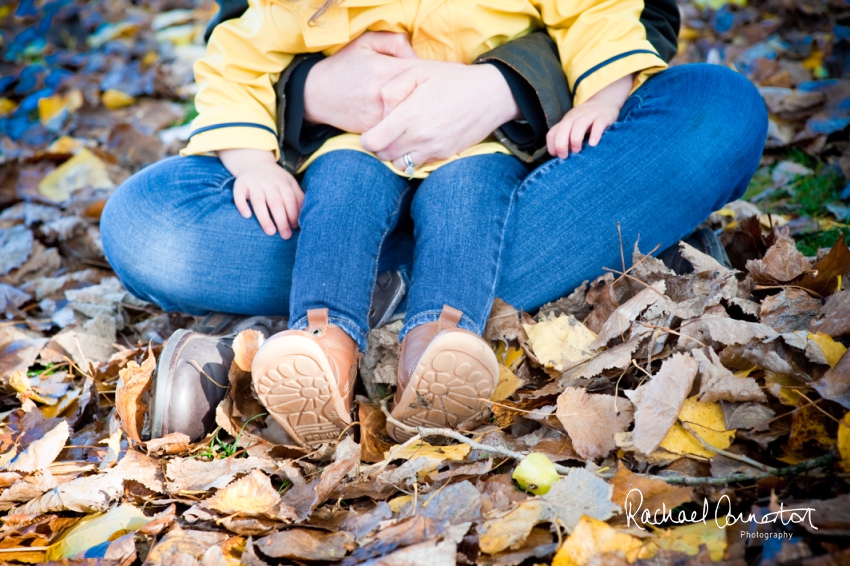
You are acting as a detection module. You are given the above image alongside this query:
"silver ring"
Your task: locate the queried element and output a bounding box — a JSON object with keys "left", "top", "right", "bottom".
{"left": 403, "top": 153, "right": 415, "bottom": 176}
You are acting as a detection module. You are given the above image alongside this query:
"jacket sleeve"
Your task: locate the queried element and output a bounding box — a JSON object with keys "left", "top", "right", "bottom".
{"left": 532, "top": 0, "right": 671, "bottom": 106}
{"left": 182, "top": 0, "right": 300, "bottom": 159}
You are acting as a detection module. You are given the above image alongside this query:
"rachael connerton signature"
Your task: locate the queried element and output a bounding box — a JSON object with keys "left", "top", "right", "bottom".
{"left": 624, "top": 489, "right": 818, "bottom": 531}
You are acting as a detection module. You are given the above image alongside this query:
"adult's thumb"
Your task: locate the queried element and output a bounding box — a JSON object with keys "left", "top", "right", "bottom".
{"left": 360, "top": 31, "right": 417, "bottom": 59}
{"left": 380, "top": 68, "right": 421, "bottom": 118}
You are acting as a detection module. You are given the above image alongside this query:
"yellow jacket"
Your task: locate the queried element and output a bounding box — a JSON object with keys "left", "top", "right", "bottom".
{"left": 183, "top": 0, "right": 668, "bottom": 176}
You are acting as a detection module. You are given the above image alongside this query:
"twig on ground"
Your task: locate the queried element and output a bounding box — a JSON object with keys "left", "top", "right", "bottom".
{"left": 642, "top": 453, "right": 836, "bottom": 486}
{"left": 379, "top": 399, "right": 573, "bottom": 474}
{"left": 681, "top": 422, "right": 775, "bottom": 473}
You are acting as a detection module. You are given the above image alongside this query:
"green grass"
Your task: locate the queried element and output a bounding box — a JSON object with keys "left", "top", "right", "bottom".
{"left": 194, "top": 412, "right": 266, "bottom": 460}
{"left": 742, "top": 148, "right": 848, "bottom": 255}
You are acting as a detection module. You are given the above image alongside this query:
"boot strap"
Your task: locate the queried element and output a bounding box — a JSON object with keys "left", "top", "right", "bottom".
{"left": 437, "top": 305, "right": 462, "bottom": 331}
{"left": 307, "top": 308, "right": 329, "bottom": 335}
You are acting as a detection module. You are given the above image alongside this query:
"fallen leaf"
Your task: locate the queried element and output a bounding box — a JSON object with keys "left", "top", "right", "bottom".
{"left": 351, "top": 522, "right": 468, "bottom": 566}
{"left": 342, "top": 514, "right": 447, "bottom": 565}
{"left": 524, "top": 314, "right": 597, "bottom": 371}
{"left": 542, "top": 468, "right": 621, "bottom": 533}
{"left": 342, "top": 501, "right": 392, "bottom": 541}
{"left": 839, "top": 413, "right": 850, "bottom": 472}
{"left": 807, "top": 332, "right": 847, "bottom": 368}
{"left": 625, "top": 353, "right": 699, "bottom": 455}
{"left": 233, "top": 329, "right": 265, "bottom": 372}
{"left": 809, "top": 290, "right": 850, "bottom": 337}
{"left": 0, "top": 471, "right": 57, "bottom": 510}
{"left": 556, "top": 388, "right": 634, "bottom": 460}
{"left": 5, "top": 420, "right": 69, "bottom": 472}
{"left": 38, "top": 148, "right": 115, "bottom": 202}
{"left": 746, "top": 230, "right": 812, "bottom": 284}
{"left": 485, "top": 298, "right": 528, "bottom": 342}
{"left": 572, "top": 337, "right": 641, "bottom": 379}
{"left": 492, "top": 364, "right": 524, "bottom": 402}
{"left": 760, "top": 288, "right": 822, "bottom": 333}
{"left": 692, "top": 348, "right": 766, "bottom": 403}
{"left": 552, "top": 516, "right": 645, "bottom": 566}
{"left": 721, "top": 401, "right": 775, "bottom": 430}
{"left": 646, "top": 522, "right": 727, "bottom": 561}
{"left": 0, "top": 225, "right": 34, "bottom": 276}
{"left": 144, "top": 524, "right": 227, "bottom": 566}
{"left": 796, "top": 234, "right": 850, "bottom": 297}
{"left": 813, "top": 348, "right": 850, "bottom": 409}
{"left": 165, "top": 455, "right": 278, "bottom": 493}
{"left": 659, "top": 397, "right": 736, "bottom": 458}
{"left": 479, "top": 500, "right": 546, "bottom": 555}
{"left": 585, "top": 276, "right": 621, "bottom": 334}
{"left": 146, "top": 432, "right": 191, "bottom": 456}
{"left": 609, "top": 464, "right": 693, "bottom": 524}
{"left": 44, "top": 503, "right": 150, "bottom": 560}
{"left": 201, "top": 469, "right": 295, "bottom": 520}
{"left": 16, "top": 471, "right": 124, "bottom": 514}
{"left": 789, "top": 403, "right": 835, "bottom": 451}
{"left": 114, "top": 346, "right": 155, "bottom": 443}
{"left": 590, "top": 281, "right": 666, "bottom": 349}
{"left": 360, "top": 320, "right": 402, "bottom": 397}
{"left": 102, "top": 89, "right": 136, "bottom": 109}
{"left": 359, "top": 401, "right": 393, "bottom": 463}
{"left": 256, "top": 528, "right": 354, "bottom": 561}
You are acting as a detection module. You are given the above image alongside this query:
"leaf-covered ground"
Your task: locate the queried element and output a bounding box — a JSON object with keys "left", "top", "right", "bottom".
{"left": 1, "top": 1, "right": 850, "bottom": 565}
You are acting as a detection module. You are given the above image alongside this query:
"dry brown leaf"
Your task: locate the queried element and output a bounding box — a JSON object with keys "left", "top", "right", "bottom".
{"left": 256, "top": 528, "right": 355, "bottom": 561}
{"left": 15, "top": 471, "right": 124, "bottom": 514}
{"left": 0, "top": 337, "right": 48, "bottom": 385}
{"left": 760, "top": 288, "right": 822, "bottom": 333}
{"left": 590, "top": 281, "right": 665, "bottom": 350}
{"left": 796, "top": 235, "right": 850, "bottom": 297}
{"left": 233, "top": 329, "right": 265, "bottom": 372}
{"left": 809, "top": 290, "right": 850, "bottom": 338}
{"left": 201, "top": 469, "right": 295, "bottom": 520}
{"left": 625, "top": 352, "right": 699, "bottom": 455}
{"left": 114, "top": 346, "right": 155, "bottom": 443}
{"left": 721, "top": 401, "right": 775, "bottom": 430}
{"left": 359, "top": 401, "right": 392, "bottom": 464}
{"left": 350, "top": 522, "right": 468, "bottom": 566}
{"left": 146, "top": 432, "right": 191, "bottom": 456}
{"left": 112, "top": 448, "right": 165, "bottom": 493}
{"left": 746, "top": 230, "right": 813, "bottom": 284}
{"left": 555, "top": 388, "right": 634, "bottom": 460}
{"left": 679, "top": 241, "right": 731, "bottom": 275}
{"left": 165, "top": 456, "right": 278, "bottom": 493}
{"left": 572, "top": 337, "right": 641, "bottom": 379}
{"left": 693, "top": 315, "right": 777, "bottom": 346}
{"left": 813, "top": 348, "right": 850, "bottom": 409}
{"left": 485, "top": 298, "right": 528, "bottom": 342}
{"left": 541, "top": 469, "right": 620, "bottom": 532}
{"left": 5, "top": 419, "right": 69, "bottom": 473}
{"left": 144, "top": 524, "right": 227, "bottom": 566}
{"left": 478, "top": 500, "right": 546, "bottom": 555}
{"left": 585, "top": 276, "right": 620, "bottom": 334}
{"left": 343, "top": 514, "right": 448, "bottom": 565}
{"left": 692, "top": 348, "right": 766, "bottom": 403}
{"left": 0, "top": 471, "right": 57, "bottom": 510}
{"left": 609, "top": 463, "right": 693, "bottom": 522}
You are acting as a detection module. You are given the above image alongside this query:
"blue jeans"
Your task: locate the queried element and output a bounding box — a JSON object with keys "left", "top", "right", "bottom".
{"left": 101, "top": 64, "right": 768, "bottom": 347}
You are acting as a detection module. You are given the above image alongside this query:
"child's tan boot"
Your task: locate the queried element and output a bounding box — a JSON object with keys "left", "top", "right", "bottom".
{"left": 387, "top": 305, "right": 498, "bottom": 443}
{"left": 252, "top": 308, "right": 359, "bottom": 448}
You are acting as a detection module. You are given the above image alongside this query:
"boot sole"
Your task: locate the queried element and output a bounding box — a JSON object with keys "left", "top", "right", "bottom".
{"left": 252, "top": 333, "right": 350, "bottom": 448}
{"left": 388, "top": 332, "right": 498, "bottom": 442}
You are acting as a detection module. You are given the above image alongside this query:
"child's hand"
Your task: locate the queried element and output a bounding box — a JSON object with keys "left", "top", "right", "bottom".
{"left": 219, "top": 149, "right": 304, "bottom": 239}
{"left": 547, "top": 73, "right": 635, "bottom": 159}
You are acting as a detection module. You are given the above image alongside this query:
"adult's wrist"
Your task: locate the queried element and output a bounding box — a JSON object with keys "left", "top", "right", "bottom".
{"left": 303, "top": 58, "right": 328, "bottom": 125}
{"left": 477, "top": 63, "right": 521, "bottom": 125}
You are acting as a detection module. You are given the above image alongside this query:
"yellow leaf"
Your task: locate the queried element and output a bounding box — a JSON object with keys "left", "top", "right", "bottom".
{"left": 494, "top": 343, "right": 524, "bottom": 369}
{"left": 390, "top": 441, "right": 470, "bottom": 462}
{"left": 387, "top": 495, "right": 412, "bottom": 514}
{"left": 0, "top": 97, "right": 17, "bottom": 117}
{"left": 733, "top": 367, "right": 758, "bottom": 379}
{"left": 45, "top": 504, "right": 150, "bottom": 560}
{"left": 42, "top": 386, "right": 82, "bottom": 418}
{"left": 8, "top": 371, "right": 56, "bottom": 405}
{"left": 646, "top": 522, "right": 727, "bottom": 562}
{"left": 764, "top": 371, "right": 800, "bottom": 406}
{"left": 491, "top": 364, "right": 523, "bottom": 402}
{"left": 552, "top": 516, "right": 645, "bottom": 566}
{"left": 523, "top": 314, "right": 596, "bottom": 372}
{"left": 387, "top": 441, "right": 470, "bottom": 477}
{"left": 38, "top": 147, "right": 115, "bottom": 202}
{"left": 808, "top": 332, "right": 847, "bottom": 368}
{"left": 102, "top": 89, "right": 136, "bottom": 109}
{"left": 37, "top": 90, "right": 82, "bottom": 130}
{"left": 659, "top": 398, "right": 735, "bottom": 458}
{"left": 47, "top": 136, "right": 87, "bottom": 154}
{"left": 512, "top": 453, "right": 560, "bottom": 495}
{"left": 838, "top": 413, "right": 850, "bottom": 472}
{"left": 479, "top": 500, "right": 545, "bottom": 554}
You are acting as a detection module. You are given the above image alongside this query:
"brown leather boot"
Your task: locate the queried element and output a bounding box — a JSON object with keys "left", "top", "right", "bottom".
{"left": 388, "top": 305, "right": 499, "bottom": 442}
{"left": 252, "top": 308, "right": 359, "bottom": 448}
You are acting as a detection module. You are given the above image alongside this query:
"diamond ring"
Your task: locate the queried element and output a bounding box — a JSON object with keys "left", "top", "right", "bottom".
{"left": 403, "top": 153, "right": 415, "bottom": 176}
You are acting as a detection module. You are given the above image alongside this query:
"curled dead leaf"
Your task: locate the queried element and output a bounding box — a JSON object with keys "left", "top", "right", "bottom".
{"left": 115, "top": 346, "right": 156, "bottom": 443}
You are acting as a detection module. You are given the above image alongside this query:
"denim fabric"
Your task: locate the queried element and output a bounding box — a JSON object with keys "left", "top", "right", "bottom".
{"left": 101, "top": 63, "right": 768, "bottom": 341}
{"left": 287, "top": 151, "right": 525, "bottom": 350}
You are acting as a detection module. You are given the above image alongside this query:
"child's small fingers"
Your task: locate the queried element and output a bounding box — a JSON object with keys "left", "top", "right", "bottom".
{"left": 588, "top": 117, "right": 609, "bottom": 147}
{"left": 280, "top": 187, "right": 300, "bottom": 233}
{"left": 554, "top": 120, "right": 573, "bottom": 159}
{"left": 233, "top": 184, "right": 252, "bottom": 219}
{"left": 263, "top": 187, "right": 291, "bottom": 239}
{"left": 569, "top": 117, "right": 591, "bottom": 154}
{"left": 249, "top": 186, "right": 276, "bottom": 236}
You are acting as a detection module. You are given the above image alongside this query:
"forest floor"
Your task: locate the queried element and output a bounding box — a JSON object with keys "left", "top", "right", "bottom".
{"left": 1, "top": 0, "right": 850, "bottom": 565}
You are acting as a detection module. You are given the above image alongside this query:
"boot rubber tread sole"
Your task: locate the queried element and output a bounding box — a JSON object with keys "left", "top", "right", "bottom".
{"left": 252, "top": 333, "right": 350, "bottom": 448}
{"left": 388, "top": 332, "right": 498, "bottom": 442}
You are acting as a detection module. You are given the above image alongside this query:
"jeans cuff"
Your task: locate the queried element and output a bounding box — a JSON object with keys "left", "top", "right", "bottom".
{"left": 398, "top": 309, "right": 483, "bottom": 343}
{"left": 289, "top": 315, "right": 369, "bottom": 353}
